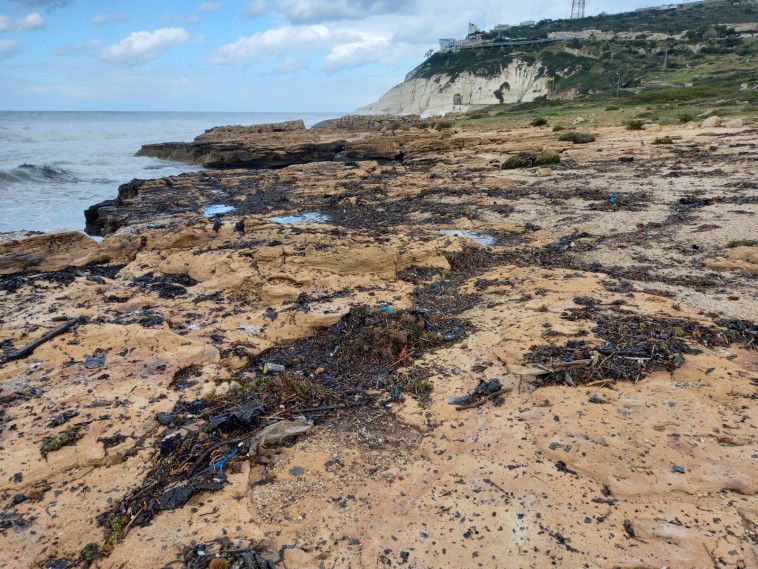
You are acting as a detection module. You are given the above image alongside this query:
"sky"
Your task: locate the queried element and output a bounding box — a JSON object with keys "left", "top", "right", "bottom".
{"left": 0, "top": 0, "right": 668, "bottom": 112}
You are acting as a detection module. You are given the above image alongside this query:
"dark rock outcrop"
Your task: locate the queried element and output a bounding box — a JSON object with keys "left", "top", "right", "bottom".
{"left": 137, "top": 140, "right": 348, "bottom": 169}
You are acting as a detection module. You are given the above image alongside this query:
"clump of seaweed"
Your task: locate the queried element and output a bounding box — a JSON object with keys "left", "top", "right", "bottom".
{"left": 41, "top": 429, "right": 81, "bottom": 458}
{"left": 524, "top": 300, "right": 756, "bottom": 386}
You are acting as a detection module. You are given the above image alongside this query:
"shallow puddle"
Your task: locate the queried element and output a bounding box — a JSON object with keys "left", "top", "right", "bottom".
{"left": 439, "top": 230, "right": 495, "bottom": 247}
{"left": 268, "top": 212, "right": 330, "bottom": 225}
{"left": 204, "top": 204, "right": 236, "bottom": 217}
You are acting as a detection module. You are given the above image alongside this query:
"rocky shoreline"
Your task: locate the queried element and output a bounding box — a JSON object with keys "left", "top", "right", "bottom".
{"left": 1, "top": 117, "right": 758, "bottom": 569}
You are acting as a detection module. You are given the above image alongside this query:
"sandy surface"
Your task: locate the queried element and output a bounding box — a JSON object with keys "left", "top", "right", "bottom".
{"left": 1, "top": 122, "right": 757, "bottom": 569}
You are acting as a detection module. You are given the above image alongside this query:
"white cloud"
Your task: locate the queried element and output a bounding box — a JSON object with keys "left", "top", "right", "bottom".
{"left": 90, "top": 13, "right": 129, "bottom": 26}
{"left": 0, "top": 38, "right": 20, "bottom": 56}
{"left": 56, "top": 39, "right": 102, "bottom": 56}
{"left": 0, "top": 12, "right": 44, "bottom": 32}
{"left": 274, "top": 56, "right": 309, "bottom": 74}
{"left": 242, "top": 0, "right": 267, "bottom": 18}
{"left": 209, "top": 24, "right": 330, "bottom": 64}
{"left": 323, "top": 36, "right": 418, "bottom": 73}
{"left": 198, "top": 2, "right": 225, "bottom": 13}
{"left": 101, "top": 28, "right": 192, "bottom": 65}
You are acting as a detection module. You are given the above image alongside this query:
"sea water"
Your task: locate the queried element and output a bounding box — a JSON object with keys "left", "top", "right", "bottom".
{"left": 0, "top": 111, "right": 341, "bottom": 234}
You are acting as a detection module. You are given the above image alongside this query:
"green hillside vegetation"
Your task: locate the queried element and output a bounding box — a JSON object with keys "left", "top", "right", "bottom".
{"left": 412, "top": 36, "right": 757, "bottom": 93}
{"left": 485, "top": 0, "right": 758, "bottom": 38}
{"left": 457, "top": 86, "right": 757, "bottom": 131}
{"left": 409, "top": 0, "right": 758, "bottom": 97}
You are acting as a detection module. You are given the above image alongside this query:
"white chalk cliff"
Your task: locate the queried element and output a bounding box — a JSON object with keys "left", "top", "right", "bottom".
{"left": 359, "top": 59, "right": 550, "bottom": 116}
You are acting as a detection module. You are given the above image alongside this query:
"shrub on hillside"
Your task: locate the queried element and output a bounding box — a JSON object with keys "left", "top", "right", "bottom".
{"left": 559, "top": 132, "right": 596, "bottom": 144}
{"left": 553, "top": 125, "right": 566, "bottom": 132}
{"left": 434, "top": 120, "right": 454, "bottom": 131}
{"left": 502, "top": 152, "right": 561, "bottom": 170}
{"left": 467, "top": 112, "right": 485, "bottom": 120}
{"left": 535, "top": 152, "right": 561, "bottom": 165}
{"left": 653, "top": 136, "right": 674, "bottom": 145}
{"left": 677, "top": 112, "right": 695, "bottom": 123}
{"left": 626, "top": 120, "right": 645, "bottom": 131}
{"left": 604, "top": 105, "right": 620, "bottom": 111}
{"left": 530, "top": 117, "right": 549, "bottom": 127}
{"left": 502, "top": 155, "right": 527, "bottom": 169}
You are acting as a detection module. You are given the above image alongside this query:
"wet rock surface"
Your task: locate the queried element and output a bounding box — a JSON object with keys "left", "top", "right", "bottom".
{"left": 1, "top": 121, "right": 758, "bottom": 568}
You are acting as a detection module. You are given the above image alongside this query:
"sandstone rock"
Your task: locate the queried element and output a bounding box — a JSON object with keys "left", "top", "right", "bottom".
{"left": 313, "top": 114, "right": 422, "bottom": 130}
{"left": 642, "top": 123, "right": 661, "bottom": 131}
{"left": 573, "top": 117, "right": 586, "bottom": 125}
{"left": 0, "top": 231, "right": 99, "bottom": 275}
{"left": 725, "top": 118, "right": 744, "bottom": 128}
{"left": 682, "top": 122, "right": 697, "bottom": 130}
{"left": 195, "top": 120, "right": 305, "bottom": 142}
{"left": 260, "top": 283, "right": 300, "bottom": 304}
{"left": 290, "top": 245, "right": 398, "bottom": 276}
{"left": 537, "top": 167, "right": 553, "bottom": 176}
{"left": 700, "top": 116, "right": 721, "bottom": 128}
{"left": 282, "top": 547, "right": 319, "bottom": 569}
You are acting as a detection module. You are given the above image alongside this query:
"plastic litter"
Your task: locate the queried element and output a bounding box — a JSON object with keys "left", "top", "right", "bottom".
{"left": 208, "top": 403, "right": 264, "bottom": 431}
{"left": 194, "top": 447, "right": 239, "bottom": 477}
{"left": 262, "top": 363, "right": 285, "bottom": 374}
{"left": 248, "top": 418, "right": 313, "bottom": 457}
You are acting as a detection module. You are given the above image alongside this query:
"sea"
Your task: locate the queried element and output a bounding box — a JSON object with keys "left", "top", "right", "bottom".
{"left": 0, "top": 111, "right": 342, "bottom": 235}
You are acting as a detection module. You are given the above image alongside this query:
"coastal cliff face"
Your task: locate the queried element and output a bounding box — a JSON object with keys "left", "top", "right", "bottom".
{"left": 359, "top": 59, "right": 549, "bottom": 115}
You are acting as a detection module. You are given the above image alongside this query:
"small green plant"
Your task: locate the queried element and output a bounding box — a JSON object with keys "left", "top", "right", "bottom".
{"left": 434, "top": 119, "right": 454, "bottom": 131}
{"left": 559, "top": 132, "right": 596, "bottom": 144}
{"left": 467, "top": 112, "right": 485, "bottom": 119}
{"left": 413, "top": 122, "right": 430, "bottom": 129}
{"left": 604, "top": 105, "right": 620, "bottom": 111}
{"left": 410, "top": 378, "right": 433, "bottom": 395}
{"left": 535, "top": 152, "right": 561, "bottom": 166}
{"left": 389, "top": 121, "right": 402, "bottom": 131}
{"left": 417, "top": 188, "right": 430, "bottom": 199}
{"left": 502, "top": 155, "right": 527, "bottom": 169}
{"left": 530, "top": 117, "right": 549, "bottom": 127}
{"left": 80, "top": 543, "right": 100, "bottom": 566}
{"left": 552, "top": 125, "right": 566, "bottom": 132}
{"left": 626, "top": 120, "right": 645, "bottom": 131}
{"left": 41, "top": 429, "right": 81, "bottom": 458}
{"left": 653, "top": 136, "right": 674, "bottom": 145}
{"left": 677, "top": 112, "right": 695, "bottom": 123}
{"left": 105, "top": 514, "right": 130, "bottom": 548}
{"left": 727, "top": 240, "right": 757, "bottom": 248}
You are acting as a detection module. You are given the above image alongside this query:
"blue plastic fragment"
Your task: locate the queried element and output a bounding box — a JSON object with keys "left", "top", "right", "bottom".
{"left": 196, "top": 447, "right": 239, "bottom": 478}
{"left": 378, "top": 306, "right": 394, "bottom": 314}
{"left": 610, "top": 196, "right": 616, "bottom": 204}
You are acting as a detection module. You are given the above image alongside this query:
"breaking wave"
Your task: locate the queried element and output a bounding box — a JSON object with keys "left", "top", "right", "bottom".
{"left": 0, "top": 163, "right": 79, "bottom": 186}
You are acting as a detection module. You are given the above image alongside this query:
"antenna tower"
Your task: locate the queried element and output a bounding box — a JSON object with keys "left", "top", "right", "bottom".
{"left": 571, "top": 0, "right": 585, "bottom": 19}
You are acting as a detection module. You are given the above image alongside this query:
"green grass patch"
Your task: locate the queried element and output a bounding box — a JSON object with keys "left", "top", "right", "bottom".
{"left": 559, "top": 132, "right": 596, "bottom": 144}
{"left": 727, "top": 240, "right": 757, "bottom": 248}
